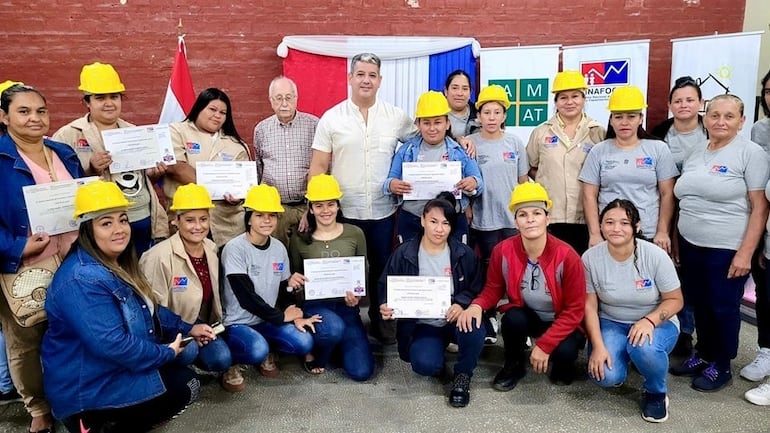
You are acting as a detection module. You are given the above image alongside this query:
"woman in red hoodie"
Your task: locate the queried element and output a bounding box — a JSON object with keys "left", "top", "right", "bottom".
{"left": 459, "top": 182, "right": 585, "bottom": 389}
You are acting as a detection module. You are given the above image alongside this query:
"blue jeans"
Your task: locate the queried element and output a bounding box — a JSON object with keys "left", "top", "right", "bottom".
{"left": 396, "top": 319, "right": 485, "bottom": 377}
{"left": 175, "top": 337, "right": 232, "bottom": 372}
{"left": 224, "top": 324, "right": 270, "bottom": 365}
{"left": 341, "top": 215, "right": 395, "bottom": 326}
{"left": 0, "top": 328, "right": 12, "bottom": 393}
{"left": 679, "top": 236, "right": 746, "bottom": 367}
{"left": 588, "top": 318, "right": 678, "bottom": 393}
{"left": 254, "top": 321, "right": 314, "bottom": 355}
{"left": 304, "top": 301, "right": 374, "bottom": 381}
{"left": 396, "top": 209, "right": 468, "bottom": 245}
{"left": 677, "top": 304, "right": 696, "bottom": 335}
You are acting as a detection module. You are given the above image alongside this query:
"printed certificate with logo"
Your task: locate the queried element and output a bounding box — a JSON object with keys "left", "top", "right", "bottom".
{"left": 22, "top": 176, "right": 99, "bottom": 235}
{"left": 303, "top": 256, "right": 366, "bottom": 300}
{"left": 387, "top": 275, "right": 451, "bottom": 319}
{"left": 196, "top": 161, "right": 258, "bottom": 200}
{"left": 402, "top": 161, "right": 462, "bottom": 200}
{"left": 102, "top": 124, "right": 177, "bottom": 173}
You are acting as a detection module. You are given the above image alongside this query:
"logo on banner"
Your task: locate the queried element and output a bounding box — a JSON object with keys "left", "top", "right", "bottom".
{"left": 488, "top": 78, "right": 549, "bottom": 127}
{"left": 581, "top": 60, "right": 629, "bottom": 86}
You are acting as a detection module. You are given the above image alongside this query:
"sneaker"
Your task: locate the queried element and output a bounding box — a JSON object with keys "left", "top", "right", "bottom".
{"left": 0, "top": 389, "right": 21, "bottom": 406}
{"left": 671, "top": 333, "right": 693, "bottom": 357}
{"left": 669, "top": 354, "right": 708, "bottom": 377}
{"left": 484, "top": 317, "right": 498, "bottom": 345}
{"left": 691, "top": 363, "right": 732, "bottom": 392}
{"left": 259, "top": 353, "right": 280, "bottom": 378}
{"left": 449, "top": 373, "right": 471, "bottom": 408}
{"left": 745, "top": 381, "right": 770, "bottom": 406}
{"left": 221, "top": 365, "right": 247, "bottom": 393}
{"left": 740, "top": 348, "right": 770, "bottom": 382}
{"left": 492, "top": 362, "right": 526, "bottom": 392}
{"left": 641, "top": 392, "right": 669, "bottom": 423}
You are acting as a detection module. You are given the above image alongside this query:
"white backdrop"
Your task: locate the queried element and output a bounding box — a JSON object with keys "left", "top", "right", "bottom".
{"left": 562, "top": 40, "right": 650, "bottom": 126}
{"left": 479, "top": 45, "right": 560, "bottom": 145}
{"left": 671, "top": 31, "right": 763, "bottom": 138}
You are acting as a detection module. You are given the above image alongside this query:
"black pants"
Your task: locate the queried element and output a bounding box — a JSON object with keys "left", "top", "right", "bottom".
{"left": 500, "top": 306, "right": 585, "bottom": 367}
{"left": 62, "top": 366, "right": 199, "bottom": 433}
{"left": 751, "top": 242, "right": 770, "bottom": 348}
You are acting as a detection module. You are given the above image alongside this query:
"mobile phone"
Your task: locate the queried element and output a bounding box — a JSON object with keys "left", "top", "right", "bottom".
{"left": 211, "top": 322, "right": 226, "bottom": 335}
{"left": 180, "top": 335, "right": 195, "bottom": 347}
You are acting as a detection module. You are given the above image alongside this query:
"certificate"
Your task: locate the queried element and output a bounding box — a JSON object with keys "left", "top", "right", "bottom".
{"left": 22, "top": 177, "right": 100, "bottom": 235}
{"left": 387, "top": 275, "right": 451, "bottom": 319}
{"left": 196, "top": 161, "right": 258, "bottom": 200}
{"left": 304, "top": 256, "right": 366, "bottom": 300}
{"left": 102, "top": 124, "right": 177, "bottom": 173}
{"left": 402, "top": 161, "right": 462, "bottom": 200}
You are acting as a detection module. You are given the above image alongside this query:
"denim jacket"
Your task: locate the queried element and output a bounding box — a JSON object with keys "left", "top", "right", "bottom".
{"left": 378, "top": 237, "right": 483, "bottom": 308}
{"left": 383, "top": 135, "right": 483, "bottom": 210}
{"left": 0, "top": 133, "right": 85, "bottom": 273}
{"left": 42, "top": 247, "right": 193, "bottom": 420}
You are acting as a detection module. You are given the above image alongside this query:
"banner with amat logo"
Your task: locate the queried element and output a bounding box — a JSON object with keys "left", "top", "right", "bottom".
{"left": 671, "top": 31, "right": 762, "bottom": 138}
{"left": 479, "top": 44, "right": 560, "bottom": 145}
{"left": 562, "top": 39, "right": 650, "bottom": 127}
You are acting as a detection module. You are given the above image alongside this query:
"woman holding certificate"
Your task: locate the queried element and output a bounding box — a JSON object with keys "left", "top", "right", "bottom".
{"left": 288, "top": 174, "right": 374, "bottom": 381}
{"left": 379, "top": 192, "right": 485, "bottom": 408}
{"left": 43, "top": 180, "right": 213, "bottom": 433}
{"left": 164, "top": 88, "right": 251, "bottom": 248}
{"left": 140, "top": 183, "right": 232, "bottom": 374}
{"left": 0, "top": 84, "right": 85, "bottom": 433}
{"left": 219, "top": 184, "right": 317, "bottom": 392}
{"left": 458, "top": 182, "right": 586, "bottom": 390}
{"left": 53, "top": 62, "right": 169, "bottom": 256}
{"left": 385, "top": 91, "right": 483, "bottom": 243}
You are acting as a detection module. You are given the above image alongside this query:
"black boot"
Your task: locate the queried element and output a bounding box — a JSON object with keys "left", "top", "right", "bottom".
{"left": 492, "top": 361, "right": 526, "bottom": 392}
{"left": 449, "top": 373, "right": 471, "bottom": 407}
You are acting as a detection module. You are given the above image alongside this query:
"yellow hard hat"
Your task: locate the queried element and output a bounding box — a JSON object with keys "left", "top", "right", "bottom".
{"left": 475, "top": 85, "right": 511, "bottom": 110}
{"left": 305, "top": 174, "right": 343, "bottom": 202}
{"left": 606, "top": 85, "right": 647, "bottom": 112}
{"left": 243, "top": 184, "right": 284, "bottom": 213}
{"left": 552, "top": 70, "right": 587, "bottom": 93}
{"left": 169, "top": 183, "right": 215, "bottom": 212}
{"left": 73, "top": 180, "right": 134, "bottom": 218}
{"left": 78, "top": 62, "right": 126, "bottom": 94}
{"left": 415, "top": 91, "right": 451, "bottom": 118}
{"left": 508, "top": 182, "right": 553, "bottom": 213}
{"left": 0, "top": 80, "right": 23, "bottom": 96}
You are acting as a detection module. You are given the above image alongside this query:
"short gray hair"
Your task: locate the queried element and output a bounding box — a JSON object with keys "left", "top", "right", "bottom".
{"left": 350, "top": 53, "right": 381, "bottom": 73}
{"left": 268, "top": 76, "right": 298, "bottom": 98}
{"left": 706, "top": 94, "right": 744, "bottom": 116}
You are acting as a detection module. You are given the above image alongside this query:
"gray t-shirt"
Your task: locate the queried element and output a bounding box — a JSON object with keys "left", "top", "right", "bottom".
{"left": 674, "top": 135, "right": 770, "bottom": 250}
{"left": 583, "top": 239, "right": 680, "bottom": 327}
{"left": 664, "top": 126, "right": 708, "bottom": 171}
{"left": 520, "top": 261, "right": 554, "bottom": 322}
{"left": 469, "top": 133, "right": 528, "bottom": 231}
{"left": 417, "top": 244, "right": 453, "bottom": 327}
{"left": 579, "top": 138, "right": 679, "bottom": 237}
{"left": 220, "top": 233, "right": 291, "bottom": 326}
{"left": 754, "top": 120, "right": 770, "bottom": 259}
{"left": 403, "top": 142, "right": 449, "bottom": 216}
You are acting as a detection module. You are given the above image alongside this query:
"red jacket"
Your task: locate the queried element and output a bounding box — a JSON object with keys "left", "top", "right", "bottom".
{"left": 473, "top": 234, "right": 585, "bottom": 354}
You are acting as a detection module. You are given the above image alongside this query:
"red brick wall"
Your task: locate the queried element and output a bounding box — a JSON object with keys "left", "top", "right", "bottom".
{"left": 0, "top": 0, "right": 743, "bottom": 142}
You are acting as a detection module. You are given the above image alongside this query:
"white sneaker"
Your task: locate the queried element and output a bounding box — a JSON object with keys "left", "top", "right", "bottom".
{"left": 745, "top": 381, "right": 770, "bottom": 406}
{"left": 740, "top": 348, "right": 770, "bottom": 382}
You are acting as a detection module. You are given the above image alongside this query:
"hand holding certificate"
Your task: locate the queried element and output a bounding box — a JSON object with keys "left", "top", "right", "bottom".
{"left": 196, "top": 161, "right": 258, "bottom": 200}
{"left": 102, "top": 124, "right": 176, "bottom": 173}
{"left": 402, "top": 161, "right": 462, "bottom": 200}
{"left": 387, "top": 276, "right": 451, "bottom": 319}
{"left": 23, "top": 177, "right": 100, "bottom": 235}
{"left": 304, "top": 256, "right": 366, "bottom": 300}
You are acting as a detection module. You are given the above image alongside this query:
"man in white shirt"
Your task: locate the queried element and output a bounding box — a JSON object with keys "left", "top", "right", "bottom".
{"left": 309, "top": 53, "right": 416, "bottom": 344}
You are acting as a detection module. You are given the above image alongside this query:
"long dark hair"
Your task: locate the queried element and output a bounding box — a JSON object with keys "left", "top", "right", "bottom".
{"left": 419, "top": 192, "right": 458, "bottom": 238}
{"left": 185, "top": 88, "right": 244, "bottom": 143}
{"left": 760, "top": 69, "right": 770, "bottom": 118}
{"left": 298, "top": 200, "right": 345, "bottom": 245}
{"left": 599, "top": 199, "right": 645, "bottom": 272}
{"left": 74, "top": 215, "right": 155, "bottom": 302}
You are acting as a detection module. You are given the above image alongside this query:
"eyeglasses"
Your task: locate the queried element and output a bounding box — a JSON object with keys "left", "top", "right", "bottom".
{"left": 529, "top": 262, "right": 541, "bottom": 291}
{"left": 271, "top": 94, "right": 295, "bottom": 103}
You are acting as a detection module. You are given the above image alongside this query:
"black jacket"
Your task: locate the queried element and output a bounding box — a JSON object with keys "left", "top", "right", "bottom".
{"left": 378, "top": 237, "right": 482, "bottom": 308}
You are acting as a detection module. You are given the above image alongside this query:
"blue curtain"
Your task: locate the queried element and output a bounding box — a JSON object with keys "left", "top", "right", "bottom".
{"left": 428, "top": 45, "right": 477, "bottom": 103}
